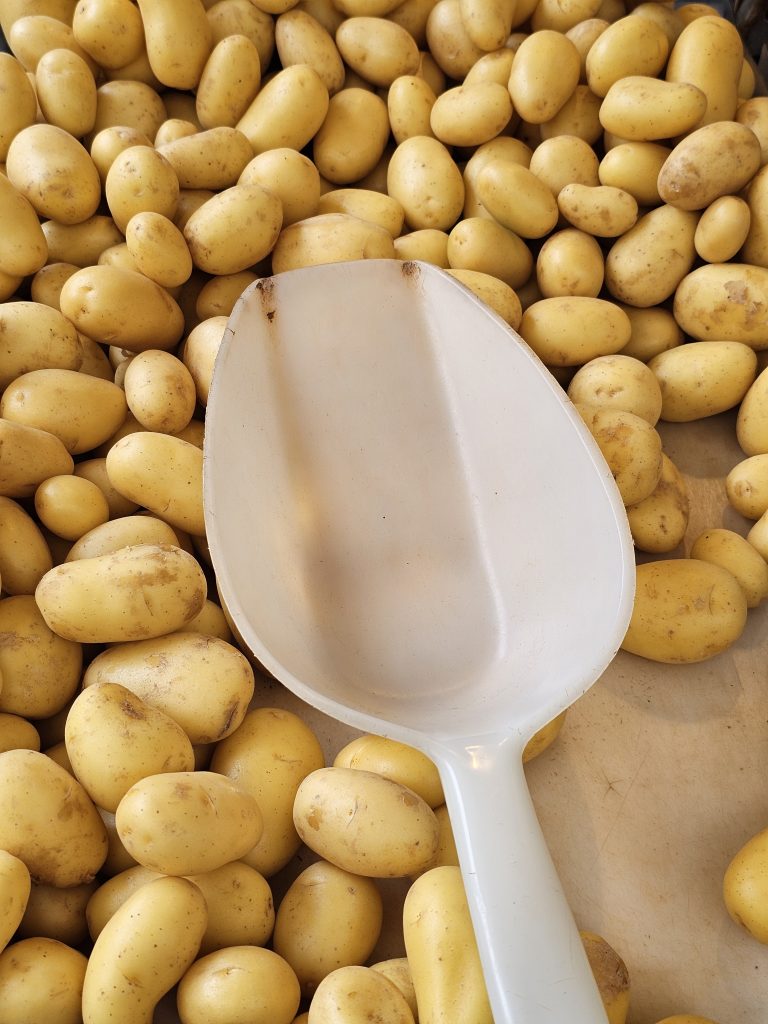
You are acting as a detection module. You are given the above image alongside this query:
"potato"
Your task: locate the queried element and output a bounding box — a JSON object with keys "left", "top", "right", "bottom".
{"left": 403, "top": 865, "right": 492, "bottom": 1024}
{"left": 394, "top": 228, "right": 449, "bottom": 266}
{"left": 576, "top": 404, "right": 663, "bottom": 505}
{"left": 60, "top": 264, "right": 185, "bottom": 352}
{"left": 599, "top": 76, "right": 707, "bottom": 141}
{"left": 72, "top": 0, "right": 145, "bottom": 69}
{"left": 196, "top": 33, "right": 262, "bottom": 128}
{"left": 568, "top": 354, "right": 662, "bottom": 425}
{"left": 35, "top": 47, "right": 97, "bottom": 138}
{"left": 429, "top": 82, "right": 512, "bottom": 147}
{"left": 657, "top": 122, "right": 761, "bottom": 212}
{"left": 665, "top": 14, "right": 743, "bottom": 125}
{"left": 274, "top": 9, "right": 343, "bottom": 95}
{"left": 104, "top": 143, "right": 180, "bottom": 233}
{"left": 308, "top": 965, "right": 415, "bottom": 1024}
{"left": 122, "top": 350, "right": 197, "bottom": 434}
{"left": 317, "top": 188, "right": 405, "bottom": 237}
{"left": 8, "top": 14, "right": 96, "bottom": 74}
{"left": 157, "top": 126, "right": 254, "bottom": 191}
{"left": 747, "top": 509, "right": 768, "bottom": 562}
{"left": 528, "top": 135, "right": 599, "bottom": 196}
{"left": 313, "top": 87, "right": 390, "bottom": 184}
{"left": 239, "top": 148, "right": 321, "bottom": 226}
{"left": 522, "top": 710, "right": 568, "bottom": 764}
{"left": 476, "top": 161, "right": 557, "bottom": 239}
{"left": 0, "top": 748, "right": 107, "bottom": 885}
{"left": 580, "top": 931, "right": 631, "bottom": 1024}
{"left": 585, "top": 15, "right": 668, "bottom": 97}
{"left": 649, "top": 341, "right": 757, "bottom": 422}
{"left": 621, "top": 558, "right": 748, "bottom": 663}
{"left": 0, "top": 850, "right": 31, "bottom": 953}
{"left": 508, "top": 29, "right": 580, "bottom": 124}
{"left": 0, "top": 713, "right": 41, "bottom": 753}
{"left": 0, "top": 52, "right": 38, "bottom": 161}
{"left": 0, "top": 594, "right": 82, "bottom": 718}
{"left": 0, "top": 419, "right": 74, "bottom": 499}
{"left": 531, "top": 0, "right": 602, "bottom": 32}
{"left": 557, "top": 183, "right": 637, "bottom": 238}
{"left": 272, "top": 212, "right": 396, "bottom": 272}
{"left": 83, "top": 631, "right": 255, "bottom": 745}
{"left": 34, "top": 474, "right": 110, "bottom": 541}
{"left": 336, "top": 17, "right": 419, "bottom": 88}
{"left": 534, "top": 229, "right": 603, "bottom": 299}
{"left": 0, "top": 174, "right": 48, "bottom": 278}
{"left": 89, "top": 126, "right": 153, "bottom": 186}
{"left": 0, "top": 937, "right": 87, "bottom": 1024}
{"left": 619, "top": 305, "right": 682, "bottom": 363}
{"left": 520, "top": 297, "right": 631, "bottom": 366}
{"left": 445, "top": 268, "right": 522, "bottom": 328}
{"left": 6, "top": 123, "right": 101, "bottom": 225}
{"left": 35, "top": 543, "right": 207, "bottom": 643}
{"left": 178, "top": 946, "right": 301, "bottom": 1024}
{"left": 179, "top": 598, "right": 232, "bottom": 641}
{"left": 106, "top": 431, "right": 204, "bottom": 535}
{"left": 626, "top": 453, "right": 689, "bottom": 554}
{"left": 182, "top": 316, "right": 227, "bottom": 406}
{"left": 386, "top": 135, "right": 464, "bottom": 228}
{"left": 726, "top": 455, "right": 768, "bottom": 520}
{"left": 690, "top": 528, "right": 768, "bottom": 609}
{"left": 73, "top": 458, "right": 140, "bottom": 518}
{"left": 195, "top": 271, "right": 257, "bottom": 319}
{"left": 333, "top": 734, "right": 443, "bottom": 807}
{"left": 237, "top": 64, "right": 329, "bottom": 155}
{"left": 723, "top": 824, "right": 768, "bottom": 943}
{"left": 137, "top": 0, "right": 212, "bottom": 90}
{"left": 83, "top": 876, "right": 208, "bottom": 1024}
{"left": 124, "top": 212, "right": 193, "bottom": 289}
{"left": 189, "top": 862, "right": 275, "bottom": 954}
{"left": 462, "top": 136, "right": 531, "bottom": 218}
{"left": 211, "top": 707, "right": 325, "bottom": 876}
{"left": 17, "top": 879, "right": 97, "bottom": 946}
{"left": 115, "top": 770, "right": 262, "bottom": 875}
{"left": 447, "top": 217, "right": 532, "bottom": 291}
{"left": 598, "top": 142, "right": 668, "bottom": 207}
{"left": 737, "top": 97, "right": 768, "bottom": 165}
{"left": 183, "top": 183, "right": 283, "bottom": 275}
{"left": 425, "top": 0, "right": 486, "bottom": 79}
{"left": 737, "top": 367, "right": 768, "bottom": 456}
{"left": 605, "top": 206, "right": 698, "bottom": 308}
{"left": 273, "top": 860, "right": 383, "bottom": 997}
{"left": 673, "top": 264, "right": 768, "bottom": 348}
{"left": 695, "top": 196, "right": 751, "bottom": 264}
{"left": 91, "top": 80, "right": 167, "bottom": 140}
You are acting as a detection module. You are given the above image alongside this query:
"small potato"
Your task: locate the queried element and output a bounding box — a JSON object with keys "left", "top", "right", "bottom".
{"left": 196, "top": 33, "right": 262, "bottom": 128}
{"left": 83, "top": 876, "right": 207, "bottom": 1024}
{"left": 35, "top": 48, "right": 97, "bottom": 138}
{"left": 105, "top": 144, "right": 180, "bottom": 232}
{"left": 537, "top": 84, "right": 603, "bottom": 145}
{"left": 622, "top": 558, "right": 748, "bottom": 663}
{"left": 35, "top": 475, "right": 110, "bottom": 541}
{"left": 476, "top": 161, "right": 557, "bottom": 239}
{"left": 294, "top": 766, "right": 439, "bottom": 877}
{"left": 462, "top": 136, "right": 532, "bottom": 218}
{"left": 0, "top": 713, "right": 41, "bottom": 753}
{"left": 271, "top": 212, "right": 395, "bottom": 273}
{"left": 336, "top": 16, "right": 419, "bottom": 87}
{"left": 0, "top": 51, "right": 37, "bottom": 161}
{"left": 273, "top": 860, "right": 383, "bottom": 997}
{"left": 0, "top": 419, "right": 74, "bottom": 500}
{"left": 531, "top": 0, "right": 602, "bottom": 31}
{"left": 0, "top": 594, "right": 82, "bottom": 718}
{"left": 0, "top": 174, "right": 48, "bottom": 278}
{"left": 122, "top": 349, "right": 197, "bottom": 434}
{"left": 333, "top": 734, "right": 443, "bottom": 807}
{"left": 65, "top": 683, "right": 195, "bottom": 812}
{"left": 522, "top": 710, "right": 568, "bottom": 764}
{"left": 183, "top": 316, "right": 227, "bottom": 406}
{"left": 598, "top": 76, "right": 707, "bottom": 141}
{"left": 690, "top": 528, "right": 768, "bottom": 608}
{"left": 605, "top": 206, "right": 698, "bottom": 308}
{"left": 737, "top": 368, "right": 768, "bottom": 456}
{"left": 425, "top": 0, "right": 486, "bottom": 80}
{"left": 317, "top": 188, "right": 405, "bottom": 237}
{"left": 139, "top": 0, "right": 212, "bottom": 90}
{"left": 189, "top": 862, "right": 275, "bottom": 954}
{"left": 157, "top": 127, "right": 254, "bottom": 190}
{"left": 748, "top": 509, "right": 768, "bottom": 562}
{"left": 6, "top": 123, "right": 101, "bottom": 225}
{"left": 619, "top": 305, "right": 682, "bottom": 363}
{"left": 657, "top": 121, "right": 761, "bottom": 212}
{"left": 369, "top": 959, "right": 418, "bottom": 1019}
{"left": 0, "top": 748, "right": 107, "bottom": 885}
{"left": 73, "top": 458, "right": 140, "bottom": 518}
{"left": 673, "top": 264, "right": 768, "bottom": 348}
{"left": 626, "top": 453, "right": 689, "bottom": 554}
{"left": 576, "top": 404, "right": 663, "bottom": 505}
{"left": 308, "top": 965, "right": 415, "bottom": 1024}
{"left": 445, "top": 268, "right": 522, "bottom": 328}
{"left": 557, "top": 183, "right": 637, "bottom": 238}
{"left": 313, "top": 87, "right": 390, "bottom": 185}
{"left": 394, "top": 228, "right": 449, "bottom": 266}
{"left": 72, "top": 0, "right": 145, "bottom": 70}
{"left": 196, "top": 272, "right": 258, "bottom": 319}
{"left": 568, "top": 354, "right": 662, "bottom": 425}
{"left": 520, "top": 297, "right": 631, "bottom": 366}
{"left": 527, "top": 135, "right": 600, "bottom": 196}
{"left": 276, "top": 10, "right": 344, "bottom": 94}
{"left": 508, "top": 29, "right": 581, "bottom": 124}
{"left": 461, "top": 46, "right": 516, "bottom": 88}
{"left": 0, "top": 300, "right": 83, "bottom": 393}
{"left": 649, "top": 342, "right": 757, "bottom": 422}
{"left": 239, "top": 148, "right": 321, "bottom": 225}
{"left": 83, "top": 632, "right": 255, "bottom": 745}
{"left": 184, "top": 183, "right": 283, "bottom": 275}
{"left": 580, "top": 931, "right": 631, "bottom": 1024}
{"left": 178, "top": 946, "right": 301, "bottom": 1024}
{"left": 598, "top": 142, "right": 669, "bottom": 206}
{"left": 726, "top": 455, "right": 768, "bottom": 520}
{"left": 125, "top": 212, "right": 193, "bottom": 289}
{"left": 89, "top": 125, "right": 153, "bottom": 185}
{"left": 42, "top": 215, "right": 125, "bottom": 268}
{"left": 31, "top": 262, "right": 78, "bottom": 311}
{"left": 35, "top": 543, "right": 207, "bottom": 644}
{"left": 585, "top": 15, "right": 668, "bottom": 96}
{"left": 665, "top": 14, "right": 743, "bottom": 125}
{"left": 179, "top": 598, "right": 232, "bottom": 641}
{"left": 17, "top": 880, "right": 97, "bottom": 947}
{"left": 8, "top": 14, "right": 97, "bottom": 74}
{"left": 458, "top": 0, "right": 515, "bottom": 50}
{"left": 429, "top": 81, "right": 512, "bottom": 147}
{"left": 0, "top": 937, "right": 87, "bottom": 1024}
{"left": 566, "top": 17, "right": 609, "bottom": 79}
{"left": 388, "top": 74, "right": 436, "bottom": 144}
{"left": 0, "top": 850, "right": 31, "bottom": 953}
{"left": 447, "top": 217, "right": 532, "bottom": 290}
{"left": 206, "top": 0, "right": 276, "bottom": 67}
{"left": 237, "top": 64, "right": 329, "bottom": 155}
{"left": 387, "top": 135, "right": 464, "bottom": 230}
{"left": 536, "top": 229, "right": 604, "bottom": 298}
{"left": 695, "top": 196, "right": 751, "bottom": 264}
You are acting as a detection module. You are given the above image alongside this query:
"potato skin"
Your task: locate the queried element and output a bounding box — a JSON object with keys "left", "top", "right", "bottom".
{"left": 0, "top": 936, "right": 87, "bottom": 1024}
{"left": 724, "top": 825, "right": 768, "bottom": 943}
{"left": 0, "top": 850, "right": 31, "bottom": 953}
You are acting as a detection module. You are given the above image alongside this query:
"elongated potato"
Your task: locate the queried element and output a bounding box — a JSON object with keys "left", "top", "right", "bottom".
{"left": 737, "top": 367, "right": 768, "bottom": 455}
{"left": 476, "top": 161, "right": 557, "bottom": 239}
{"left": 196, "top": 33, "right": 262, "bottom": 127}
{"left": 649, "top": 342, "right": 757, "bottom": 422}
{"left": 599, "top": 76, "right": 707, "bottom": 141}
{"left": 665, "top": 14, "right": 743, "bottom": 125}
{"left": 237, "top": 64, "right": 329, "bottom": 154}
{"left": 0, "top": 496, "right": 53, "bottom": 594}
{"left": 585, "top": 14, "right": 668, "bottom": 96}
{"left": 520, "top": 297, "right": 631, "bottom": 366}
{"left": 0, "top": 419, "right": 74, "bottom": 499}
{"left": 0, "top": 51, "right": 38, "bottom": 161}
{"left": 606, "top": 206, "right": 698, "bottom": 308}
{"left": 35, "top": 543, "right": 207, "bottom": 643}
{"left": 184, "top": 182, "right": 283, "bottom": 275}
{"left": 313, "top": 87, "right": 390, "bottom": 185}
{"left": 690, "top": 528, "right": 768, "bottom": 609}
{"left": 557, "top": 183, "right": 637, "bottom": 238}
{"left": 507, "top": 29, "right": 580, "bottom": 124}
{"left": 272, "top": 212, "right": 396, "bottom": 273}
{"left": 657, "top": 122, "right": 761, "bottom": 212}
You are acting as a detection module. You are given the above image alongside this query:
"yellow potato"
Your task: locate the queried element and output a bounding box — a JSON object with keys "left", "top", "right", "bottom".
{"left": 447, "top": 217, "right": 532, "bottom": 290}
{"left": 737, "top": 97, "right": 768, "bottom": 165}
{"left": 522, "top": 710, "right": 568, "bottom": 764}
{"left": 34, "top": 474, "right": 110, "bottom": 541}
{"left": 0, "top": 419, "right": 74, "bottom": 499}
{"left": 206, "top": 0, "right": 276, "bottom": 67}
{"left": 66, "top": 517, "right": 176, "bottom": 568}
{"left": 0, "top": 368, "right": 126, "bottom": 456}
{"left": 122, "top": 349, "right": 197, "bottom": 434}
{"left": 476, "top": 161, "right": 557, "bottom": 239}
{"left": 35, "top": 543, "right": 207, "bottom": 643}
{"left": 599, "top": 76, "right": 707, "bottom": 141}
{"left": 124, "top": 212, "right": 193, "bottom": 289}
{"left": 239, "top": 148, "right": 321, "bottom": 226}
{"left": 195, "top": 271, "right": 258, "bottom": 319}
{"left": 272, "top": 212, "right": 396, "bottom": 272}
{"left": 182, "top": 316, "right": 227, "bottom": 406}
{"left": 8, "top": 14, "right": 96, "bottom": 73}
{"left": 274, "top": 9, "right": 343, "bottom": 95}
{"left": 188, "top": 862, "right": 275, "bottom": 954}
{"left": 73, "top": 458, "right": 141, "bottom": 518}
{"left": 157, "top": 126, "right": 254, "bottom": 190}
{"left": 72, "top": 0, "right": 144, "bottom": 69}
{"left": 0, "top": 748, "right": 107, "bottom": 885}
{"left": 585, "top": 14, "right": 668, "bottom": 96}
{"left": 394, "top": 228, "right": 450, "bottom": 266}
{"left": 580, "top": 931, "right": 631, "bottom": 1024}
{"left": 690, "top": 528, "right": 768, "bottom": 608}
{"left": 83, "top": 631, "right": 255, "bottom": 744}
{"left": 369, "top": 958, "right": 419, "bottom": 1019}
{"left": 0, "top": 592, "right": 82, "bottom": 717}
{"left": 538, "top": 84, "right": 603, "bottom": 145}
{"left": 308, "top": 965, "right": 415, "bottom": 1024}
{"left": 445, "top": 268, "right": 522, "bottom": 328}
{"left": 273, "top": 859, "right": 383, "bottom": 997}
{"left": 520, "top": 297, "right": 631, "bottom": 366}
{"left": 576, "top": 404, "right": 663, "bottom": 505}
{"left": 724, "top": 823, "right": 768, "bottom": 943}
{"left": 333, "top": 734, "right": 443, "bottom": 807}
{"left": 83, "top": 875, "right": 207, "bottom": 1024}
{"left": 0, "top": 936, "right": 87, "bottom": 1024}
{"left": 649, "top": 341, "right": 757, "bottom": 422}
{"left": 619, "top": 304, "right": 682, "bottom": 363}
{"left": 30, "top": 263, "right": 80, "bottom": 311}
{"left": 313, "top": 87, "right": 390, "bottom": 184}
{"left": 598, "top": 142, "right": 669, "bottom": 207}
{"left": 694, "top": 195, "right": 751, "bottom": 263}
{"left": 0, "top": 713, "right": 41, "bottom": 753}
{"left": 317, "top": 188, "right": 405, "bottom": 237}
{"left": 89, "top": 125, "right": 152, "bottom": 185}
{"left": 403, "top": 865, "right": 492, "bottom": 1024}
{"left": 196, "top": 33, "right": 262, "bottom": 128}
{"left": 237, "top": 64, "right": 329, "bottom": 155}
{"left": 622, "top": 558, "right": 748, "bottom": 663}
{"left": 658, "top": 122, "right": 761, "bottom": 212}
{"left": 508, "top": 30, "right": 582, "bottom": 122}
{"left": 536, "top": 229, "right": 603, "bottom": 298}
{"left": 388, "top": 74, "right": 436, "bottom": 144}
{"left": 605, "top": 205, "right": 698, "bottom": 308}
{"left": 183, "top": 182, "right": 283, "bottom": 275}
{"left": 528, "top": 135, "right": 600, "bottom": 196}
{"left": 138, "top": 0, "right": 212, "bottom": 89}
{"left": 531, "top": 0, "right": 601, "bottom": 31}
{"left": 60, "top": 264, "right": 185, "bottom": 352}
{"left": 91, "top": 79, "right": 167, "bottom": 140}
{"left": 737, "top": 367, "right": 768, "bottom": 456}
{"left": 665, "top": 14, "right": 743, "bottom": 125}
{"left": 17, "top": 878, "right": 97, "bottom": 947}
{"left": 557, "top": 183, "right": 637, "bottom": 238}
{"left": 179, "top": 597, "right": 232, "bottom": 641}
{"left": 748, "top": 509, "right": 768, "bottom": 562}
{"left": 742, "top": 165, "right": 768, "bottom": 269}
{"left": 726, "top": 454, "right": 768, "bottom": 520}
{"left": 35, "top": 47, "right": 97, "bottom": 138}
{"left": 336, "top": 16, "right": 419, "bottom": 87}
{"left": 425, "top": 0, "right": 486, "bottom": 80}
{"left": 42, "top": 215, "right": 125, "bottom": 268}
{"left": 626, "top": 453, "right": 689, "bottom": 554}
{"left": 566, "top": 17, "right": 609, "bottom": 79}
{"left": 568, "top": 353, "right": 662, "bottom": 424}
{"left": 0, "top": 850, "right": 31, "bottom": 953}
{"left": 115, "top": 770, "right": 262, "bottom": 875}
{"left": 0, "top": 300, "right": 84, "bottom": 390}
{"left": 0, "top": 174, "right": 48, "bottom": 278}
{"left": 178, "top": 946, "right": 301, "bottom": 1024}
{"left": 673, "top": 264, "right": 768, "bottom": 348}
{"left": 0, "top": 52, "right": 38, "bottom": 161}
{"left": 6, "top": 123, "right": 101, "bottom": 225}
{"left": 104, "top": 143, "right": 180, "bottom": 232}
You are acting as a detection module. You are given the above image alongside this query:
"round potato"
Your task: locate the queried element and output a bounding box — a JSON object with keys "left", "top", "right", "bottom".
{"left": 527, "top": 135, "right": 600, "bottom": 196}
{"left": 316, "top": 188, "right": 405, "bottom": 237}
{"left": 333, "top": 734, "right": 443, "bottom": 807}
{"left": 476, "top": 161, "right": 557, "bottom": 239}
{"left": 726, "top": 454, "right": 768, "bottom": 520}
{"left": 0, "top": 937, "right": 87, "bottom": 1024}
{"left": 694, "top": 196, "right": 751, "bottom": 264}
{"left": 178, "top": 946, "right": 301, "bottom": 1024}
{"left": 447, "top": 217, "right": 532, "bottom": 290}
{"left": 673, "top": 264, "right": 768, "bottom": 348}
{"left": 690, "top": 528, "right": 768, "bottom": 608}
{"left": 0, "top": 713, "right": 41, "bottom": 754}
{"left": 72, "top": 0, "right": 145, "bottom": 70}
{"left": 429, "top": 81, "right": 512, "bottom": 147}
{"left": 182, "top": 316, "right": 228, "bottom": 406}
{"left": 123, "top": 350, "right": 197, "bottom": 434}
{"left": 568, "top": 354, "right": 662, "bottom": 425}
{"left": 34, "top": 474, "right": 110, "bottom": 541}
{"left": 275, "top": 9, "right": 344, "bottom": 94}
{"left": 0, "top": 174, "right": 48, "bottom": 278}
{"left": 336, "top": 17, "right": 419, "bottom": 87}
{"left": 622, "top": 558, "right": 748, "bottom": 663}
{"left": 125, "top": 212, "right": 193, "bottom": 289}
{"left": 308, "top": 965, "right": 415, "bottom": 1024}
{"left": 189, "top": 862, "right": 275, "bottom": 954}
{"left": 425, "top": 0, "right": 486, "bottom": 80}
{"left": 626, "top": 453, "right": 689, "bottom": 554}
{"left": 0, "top": 496, "right": 52, "bottom": 595}
{"left": 444, "top": 268, "right": 522, "bottom": 328}
{"left": 369, "top": 958, "right": 419, "bottom": 1019}
{"left": 387, "top": 135, "right": 464, "bottom": 231}
{"left": 0, "top": 419, "right": 74, "bottom": 500}
{"left": 42, "top": 215, "right": 125, "bottom": 268}
{"left": 520, "top": 297, "right": 631, "bottom": 366}
{"left": 394, "top": 228, "right": 450, "bottom": 266}
{"left": 536, "top": 229, "right": 604, "bottom": 298}
{"left": 239, "top": 148, "right": 321, "bottom": 225}
{"left": 17, "top": 879, "right": 97, "bottom": 947}
{"left": 105, "top": 144, "right": 180, "bottom": 232}
{"left": 157, "top": 126, "right": 254, "bottom": 190}
{"left": 35, "top": 48, "right": 97, "bottom": 138}
{"left": 598, "top": 141, "right": 669, "bottom": 207}
{"left": 649, "top": 342, "right": 757, "bottom": 422}
{"left": 387, "top": 74, "right": 437, "bottom": 144}
{"left": 576, "top": 404, "right": 663, "bottom": 505}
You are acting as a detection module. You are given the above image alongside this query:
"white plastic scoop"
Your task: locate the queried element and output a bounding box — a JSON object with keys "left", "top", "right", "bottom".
{"left": 203, "top": 259, "right": 635, "bottom": 1023}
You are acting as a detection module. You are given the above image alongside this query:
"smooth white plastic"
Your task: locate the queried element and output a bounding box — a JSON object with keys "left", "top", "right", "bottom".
{"left": 204, "top": 259, "right": 636, "bottom": 1023}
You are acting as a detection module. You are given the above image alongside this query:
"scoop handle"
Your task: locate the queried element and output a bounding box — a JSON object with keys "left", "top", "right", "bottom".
{"left": 434, "top": 736, "right": 608, "bottom": 1024}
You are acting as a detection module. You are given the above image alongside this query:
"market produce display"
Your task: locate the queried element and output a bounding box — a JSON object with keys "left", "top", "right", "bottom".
{"left": 0, "top": 0, "right": 767, "bottom": 1020}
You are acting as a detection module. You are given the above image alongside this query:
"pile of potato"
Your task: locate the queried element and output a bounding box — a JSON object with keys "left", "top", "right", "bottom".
{"left": 0, "top": 0, "right": 768, "bottom": 1019}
